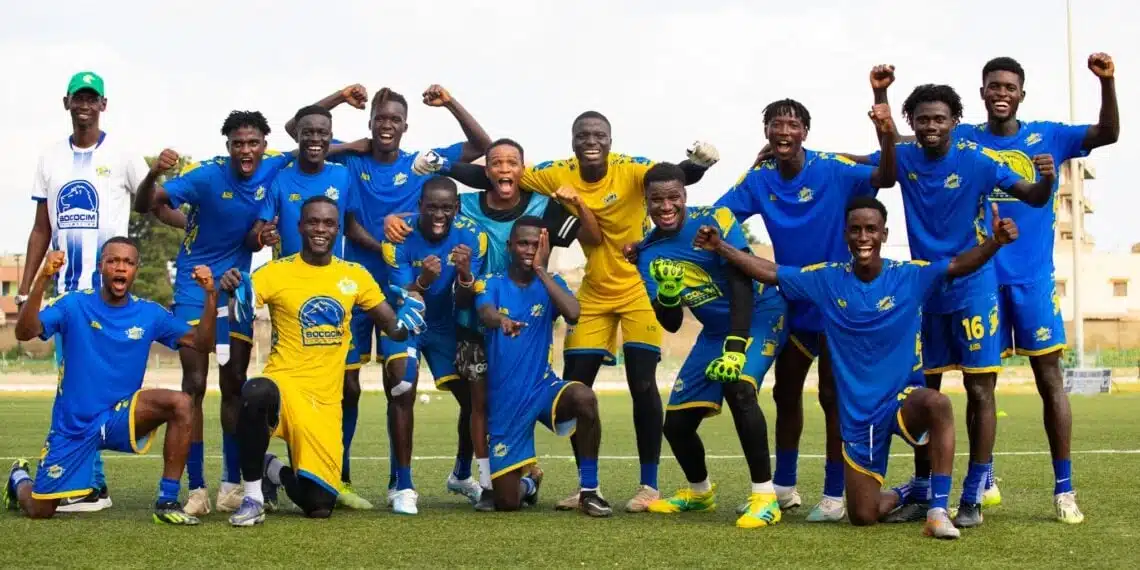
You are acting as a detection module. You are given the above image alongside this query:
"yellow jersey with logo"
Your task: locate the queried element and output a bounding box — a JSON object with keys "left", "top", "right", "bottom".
{"left": 253, "top": 255, "right": 385, "bottom": 403}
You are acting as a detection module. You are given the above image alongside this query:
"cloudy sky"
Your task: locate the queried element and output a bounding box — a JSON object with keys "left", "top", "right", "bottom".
{"left": 0, "top": 0, "right": 1133, "bottom": 263}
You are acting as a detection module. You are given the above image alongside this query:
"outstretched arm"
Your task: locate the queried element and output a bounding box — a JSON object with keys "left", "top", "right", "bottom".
{"left": 284, "top": 84, "right": 368, "bottom": 141}
{"left": 949, "top": 203, "right": 1016, "bottom": 278}
{"left": 1083, "top": 53, "right": 1120, "bottom": 150}
{"left": 134, "top": 149, "right": 181, "bottom": 215}
{"left": 345, "top": 213, "right": 385, "bottom": 254}
{"left": 422, "top": 85, "right": 492, "bottom": 162}
{"left": 694, "top": 226, "right": 780, "bottom": 286}
{"left": 365, "top": 300, "right": 409, "bottom": 342}
{"left": 867, "top": 103, "right": 898, "bottom": 188}
{"left": 870, "top": 64, "right": 910, "bottom": 144}
{"left": 18, "top": 202, "right": 51, "bottom": 298}
{"left": 1003, "top": 155, "right": 1056, "bottom": 207}
{"left": 679, "top": 141, "right": 720, "bottom": 184}
{"left": 14, "top": 251, "right": 63, "bottom": 341}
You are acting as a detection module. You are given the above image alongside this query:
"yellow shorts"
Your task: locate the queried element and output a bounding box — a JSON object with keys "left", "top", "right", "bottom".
{"left": 271, "top": 382, "right": 342, "bottom": 494}
{"left": 564, "top": 284, "right": 662, "bottom": 365}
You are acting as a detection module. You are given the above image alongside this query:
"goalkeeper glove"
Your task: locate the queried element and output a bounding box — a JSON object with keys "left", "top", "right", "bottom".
{"left": 649, "top": 258, "right": 685, "bottom": 307}
{"left": 391, "top": 287, "right": 427, "bottom": 335}
{"left": 411, "top": 150, "right": 448, "bottom": 176}
{"left": 232, "top": 271, "right": 255, "bottom": 325}
{"left": 686, "top": 141, "right": 720, "bottom": 168}
{"left": 705, "top": 336, "right": 749, "bottom": 383}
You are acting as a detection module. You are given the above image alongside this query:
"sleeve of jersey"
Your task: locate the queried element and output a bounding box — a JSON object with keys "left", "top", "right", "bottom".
{"left": 434, "top": 142, "right": 466, "bottom": 164}
{"left": 155, "top": 307, "right": 193, "bottom": 350}
{"left": 864, "top": 150, "right": 882, "bottom": 167}
{"left": 715, "top": 208, "right": 749, "bottom": 250}
{"left": 258, "top": 183, "right": 279, "bottom": 222}
{"left": 988, "top": 155, "right": 1025, "bottom": 193}
{"left": 261, "top": 151, "right": 291, "bottom": 173}
{"left": 521, "top": 161, "right": 565, "bottom": 197}
{"left": 775, "top": 264, "right": 826, "bottom": 303}
{"left": 250, "top": 266, "right": 272, "bottom": 310}
{"left": 36, "top": 294, "right": 70, "bottom": 340}
{"left": 913, "top": 259, "right": 951, "bottom": 302}
{"left": 1053, "top": 122, "right": 1093, "bottom": 161}
{"left": 542, "top": 200, "right": 581, "bottom": 247}
{"left": 713, "top": 171, "right": 762, "bottom": 221}
{"left": 831, "top": 155, "right": 877, "bottom": 197}
{"left": 473, "top": 276, "right": 495, "bottom": 311}
{"left": 355, "top": 268, "right": 387, "bottom": 311}
{"left": 32, "top": 155, "right": 48, "bottom": 201}
{"left": 163, "top": 163, "right": 208, "bottom": 209}
{"left": 383, "top": 242, "right": 413, "bottom": 289}
{"left": 470, "top": 231, "right": 488, "bottom": 276}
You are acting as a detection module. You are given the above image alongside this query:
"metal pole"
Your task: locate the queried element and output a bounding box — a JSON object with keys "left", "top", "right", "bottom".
{"left": 1067, "top": 0, "right": 1086, "bottom": 366}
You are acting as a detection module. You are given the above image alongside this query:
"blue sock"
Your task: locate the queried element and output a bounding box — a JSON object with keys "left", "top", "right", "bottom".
{"left": 1053, "top": 459, "right": 1073, "bottom": 494}
{"left": 961, "top": 462, "right": 990, "bottom": 505}
{"left": 823, "top": 460, "right": 845, "bottom": 498}
{"left": 639, "top": 463, "right": 658, "bottom": 490}
{"left": 773, "top": 449, "right": 799, "bottom": 487}
{"left": 342, "top": 402, "right": 358, "bottom": 483}
{"left": 912, "top": 476, "right": 931, "bottom": 503}
{"left": 453, "top": 455, "right": 473, "bottom": 480}
{"left": 157, "top": 477, "right": 181, "bottom": 504}
{"left": 984, "top": 461, "right": 996, "bottom": 490}
{"left": 520, "top": 476, "right": 537, "bottom": 498}
{"left": 222, "top": 433, "right": 241, "bottom": 485}
{"left": 930, "top": 474, "right": 952, "bottom": 511}
{"left": 187, "top": 441, "right": 205, "bottom": 490}
{"left": 579, "top": 458, "right": 599, "bottom": 490}
{"left": 92, "top": 452, "right": 106, "bottom": 490}
{"left": 396, "top": 466, "right": 414, "bottom": 491}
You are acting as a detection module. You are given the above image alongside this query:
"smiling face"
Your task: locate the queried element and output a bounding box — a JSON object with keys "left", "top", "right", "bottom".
{"left": 297, "top": 113, "right": 332, "bottom": 166}
{"left": 646, "top": 179, "right": 686, "bottom": 232}
{"left": 485, "top": 143, "right": 524, "bottom": 202}
{"left": 572, "top": 117, "right": 611, "bottom": 168}
{"left": 370, "top": 100, "right": 408, "bottom": 153}
{"left": 981, "top": 69, "right": 1025, "bottom": 122}
{"left": 509, "top": 224, "right": 541, "bottom": 272}
{"left": 909, "top": 101, "right": 956, "bottom": 151}
{"left": 845, "top": 207, "right": 887, "bottom": 267}
{"left": 63, "top": 89, "right": 106, "bottom": 129}
{"left": 765, "top": 113, "right": 807, "bottom": 161}
{"left": 300, "top": 201, "right": 339, "bottom": 256}
{"left": 100, "top": 242, "right": 138, "bottom": 300}
{"left": 418, "top": 185, "right": 458, "bottom": 240}
{"left": 226, "top": 126, "right": 267, "bottom": 179}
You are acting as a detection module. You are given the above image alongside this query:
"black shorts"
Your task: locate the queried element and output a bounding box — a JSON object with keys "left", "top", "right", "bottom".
{"left": 455, "top": 329, "right": 487, "bottom": 384}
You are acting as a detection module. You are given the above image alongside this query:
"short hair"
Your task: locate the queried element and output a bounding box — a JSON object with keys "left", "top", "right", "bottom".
{"left": 301, "top": 195, "right": 339, "bottom": 216}
{"left": 763, "top": 98, "right": 812, "bottom": 130}
{"left": 573, "top": 110, "right": 611, "bottom": 129}
{"left": 643, "top": 162, "right": 687, "bottom": 190}
{"left": 220, "top": 110, "right": 271, "bottom": 137}
{"left": 371, "top": 87, "right": 408, "bottom": 114}
{"left": 510, "top": 215, "right": 545, "bottom": 239}
{"left": 293, "top": 104, "right": 332, "bottom": 124}
{"left": 100, "top": 236, "right": 138, "bottom": 257}
{"left": 902, "top": 84, "right": 963, "bottom": 122}
{"left": 845, "top": 196, "right": 888, "bottom": 224}
{"left": 486, "top": 138, "right": 525, "bottom": 161}
{"left": 422, "top": 176, "right": 458, "bottom": 197}
{"left": 982, "top": 56, "right": 1026, "bottom": 86}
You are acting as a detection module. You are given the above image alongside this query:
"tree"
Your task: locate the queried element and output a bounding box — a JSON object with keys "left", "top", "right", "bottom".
{"left": 742, "top": 221, "right": 763, "bottom": 245}
{"left": 128, "top": 155, "right": 193, "bottom": 307}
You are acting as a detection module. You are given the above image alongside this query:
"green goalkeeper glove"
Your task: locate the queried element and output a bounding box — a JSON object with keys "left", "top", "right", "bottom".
{"left": 649, "top": 258, "right": 685, "bottom": 307}
{"left": 706, "top": 336, "right": 749, "bottom": 383}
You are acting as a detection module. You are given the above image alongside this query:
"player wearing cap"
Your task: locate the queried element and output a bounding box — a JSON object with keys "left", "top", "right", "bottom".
{"left": 15, "top": 71, "right": 175, "bottom": 513}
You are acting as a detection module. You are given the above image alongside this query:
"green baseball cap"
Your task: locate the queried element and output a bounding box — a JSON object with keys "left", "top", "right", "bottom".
{"left": 66, "top": 71, "right": 105, "bottom": 97}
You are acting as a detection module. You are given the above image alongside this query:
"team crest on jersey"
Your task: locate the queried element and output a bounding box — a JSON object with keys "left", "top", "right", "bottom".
{"left": 95, "top": 166, "right": 111, "bottom": 177}
{"left": 761, "top": 339, "right": 777, "bottom": 357}
{"left": 530, "top": 304, "right": 544, "bottom": 317}
{"left": 498, "top": 307, "right": 510, "bottom": 316}
{"left": 603, "top": 192, "right": 618, "bottom": 205}
{"left": 907, "top": 172, "right": 917, "bottom": 181}
{"left": 493, "top": 443, "right": 508, "bottom": 457}
{"left": 45, "top": 464, "right": 64, "bottom": 479}
{"left": 56, "top": 179, "right": 100, "bottom": 229}
{"left": 126, "top": 326, "right": 145, "bottom": 340}
{"left": 943, "top": 174, "right": 961, "bottom": 189}
{"left": 393, "top": 172, "right": 408, "bottom": 186}
{"left": 798, "top": 187, "right": 814, "bottom": 203}
{"left": 299, "top": 296, "right": 347, "bottom": 346}
{"left": 876, "top": 296, "right": 895, "bottom": 311}
{"left": 289, "top": 193, "right": 302, "bottom": 202}
{"left": 1035, "top": 327, "right": 1052, "bottom": 342}
{"left": 1025, "top": 133, "right": 1043, "bottom": 146}
{"left": 255, "top": 186, "right": 266, "bottom": 200}
{"left": 90, "top": 320, "right": 102, "bottom": 330}
{"left": 672, "top": 378, "right": 684, "bottom": 393}
{"left": 837, "top": 298, "right": 847, "bottom": 309}
{"left": 325, "top": 186, "right": 339, "bottom": 200}
{"left": 361, "top": 172, "right": 371, "bottom": 182}
{"left": 337, "top": 277, "right": 358, "bottom": 295}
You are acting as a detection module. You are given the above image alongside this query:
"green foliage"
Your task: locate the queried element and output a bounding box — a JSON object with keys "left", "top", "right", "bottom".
{"left": 128, "top": 155, "right": 192, "bottom": 307}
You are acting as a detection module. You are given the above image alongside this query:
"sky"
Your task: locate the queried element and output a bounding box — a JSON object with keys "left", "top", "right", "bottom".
{"left": 0, "top": 0, "right": 1134, "bottom": 264}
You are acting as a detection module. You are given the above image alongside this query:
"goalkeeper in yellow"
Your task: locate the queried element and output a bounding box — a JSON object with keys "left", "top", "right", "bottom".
{"left": 217, "top": 196, "right": 426, "bottom": 526}
{"left": 627, "top": 164, "right": 787, "bottom": 528}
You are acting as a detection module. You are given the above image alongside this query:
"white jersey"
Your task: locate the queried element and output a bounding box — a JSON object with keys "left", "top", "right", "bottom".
{"left": 32, "top": 132, "right": 146, "bottom": 292}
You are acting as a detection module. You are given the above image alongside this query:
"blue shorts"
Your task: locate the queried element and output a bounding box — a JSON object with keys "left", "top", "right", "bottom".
{"left": 921, "top": 291, "right": 1002, "bottom": 374}
{"left": 171, "top": 300, "right": 253, "bottom": 345}
{"left": 668, "top": 307, "right": 787, "bottom": 415}
{"left": 32, "top": 392, "right": 154, "bottom": 500}
{"left": 842, "top": 386, "right": 927, "bottom": 484}
{"left": 1000, "top": 278, "right": 1066, "bottom": 358}
{"left": 786, "top": 301, "right": 823, "bottom": 358}
{"left": 488, "top": 373, "right": 578, "bottom": 480}
{"left": 345, "top": 308, "right": 376, "bottom": 369}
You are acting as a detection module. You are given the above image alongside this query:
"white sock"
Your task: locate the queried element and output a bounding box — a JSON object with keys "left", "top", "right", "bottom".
{"left": 580, "top": 487, "right": 599, "bottom": 493}
{"left": 265, "top": 456, "right": 285, "bottom": 485}
{"left": 9, "top": 468, "right": 31, "bottom": 487}
{"left": 244, "top": 480, "right": 264, "bottom": 504}
{"left": 477, "top": 458, "right": 492, "bottom": 490}
{"left": 691, "top": 478, "right": 712, "bottom": 493}
{"left": 752, "top": 481, "right": 775, "bottom": 495}
{"left": 822, "top": 494, "right": 844, "bottom": 503}
{"left": 774, "top": 484, "right": 794, "bottom": 497}
{"left": 220, "top": 481, "right": 238, "bottom": 493}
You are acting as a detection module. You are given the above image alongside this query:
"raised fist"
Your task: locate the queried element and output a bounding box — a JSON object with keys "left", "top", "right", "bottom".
{"left": 422, "top": 84, "right": 452, "bottom": 107}
{"left": 152, "top": 148, "right": 180, "bottom": 174}
{"left": 870, "top": 64, "right": 896, "bottom": 90}
{"left": 1088, "top": 53, "right": 1114, "bottom": 79}
{"left": 191, "top": 265, "right": 215, "bottom": 292}
{"left": 341, "top": 83, "right": 368, "bottom": 109}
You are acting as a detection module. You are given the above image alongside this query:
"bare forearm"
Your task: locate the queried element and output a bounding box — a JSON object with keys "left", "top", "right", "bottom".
{"left": 871, "top": 132, "right": 898, "bottom": 188}
{"left": 368, "top": 304, "right": 408, "bottom": 342}
{"left": 948, "top": 239, "right": 1002, "bottom": 278}
{"left": 478, "top": 304, "right": 502, "bottom": 329}
{"left": 346, "top": 215, "right": 384, "bottom": 254}
{"left": 14, "top": 275, "right": 50, "bottom": 340}
{"left": 193, "top": 292, "right": 218, "bottom": 352}
{"left": 447, "top": 100, "right": 492, "bottom": 162}
{"left": 536, "top": 269, "right": 579, "bottom": 324}
{"left": 155, "top": 203, "right": 187, "bottom": 229}
{"left": 573, "top": 203, "right": 602, "bottom": 247}
{"left": 134, "top": 170, "right": 162, "bottom": 214}
{"left": 19, "top": 230, "right": 50, "bottom": 295}
{"left": 714, "top": 241, "right": 779, "bottom": 285}
{"left": 1088, "top": 78, "right": 1120, "bottom": 148}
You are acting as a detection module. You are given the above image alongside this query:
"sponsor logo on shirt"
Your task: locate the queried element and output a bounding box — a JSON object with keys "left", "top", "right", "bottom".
{"left": 299, "top": 296, "right": 347, "bottom": 346}
{"left": 126, "top": 326, "right": 145, "bottom": 340}
{"left": 56, "top": 180, "right": 100, "bottom": 229}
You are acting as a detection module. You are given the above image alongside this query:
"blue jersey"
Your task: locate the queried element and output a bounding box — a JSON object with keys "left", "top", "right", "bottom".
{"left": 868, "top": 142, "right": 1022, "bottom": 312}
{"left": 330, "top": 142, "right": 464, "bottom": 281}
{"left": 165, "top": 152, "right": 290, "bottom": 307}
{"left": 636, "top": 206, "right": 784, "bottom": 338}
{"left": 777, "top": 259, "right": 949, "bottom": 438}
{"left": 382, "top": 214, "right": 487, "bottom": 330}
{"left": 953, "top": 122, "right": 1089, "bottom": 284}
{"left": 38, "top": 290, "right": 190, "bottom": 436}
{"left": 475, "top": 272, "right": 571, "bottom": 409}
{"left": 259, "top": 160, "right": 357, "bottom": 258}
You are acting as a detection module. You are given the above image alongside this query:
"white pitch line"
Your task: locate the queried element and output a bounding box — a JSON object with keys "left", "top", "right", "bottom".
{"left": 2, "top": 449, "right": 1138, "bottom": 462}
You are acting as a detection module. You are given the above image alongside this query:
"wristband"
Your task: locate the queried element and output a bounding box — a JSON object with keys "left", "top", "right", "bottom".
{"left": 457, "top": 274, "right": 474, "bottom": 288}
{"left": 656, "top": 294, "right": 681, "bottom": 308}
{"left": 723, "top": 335, "right": 750, "bottom": 354}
